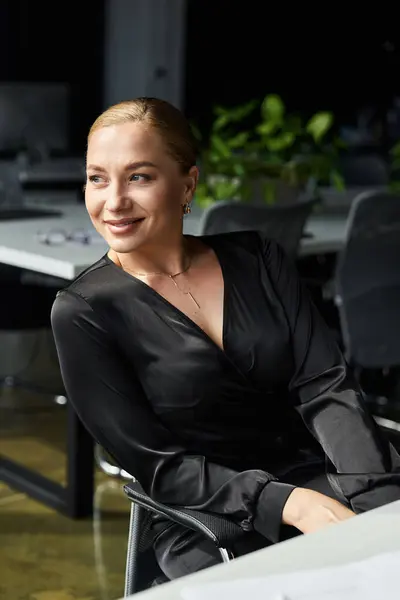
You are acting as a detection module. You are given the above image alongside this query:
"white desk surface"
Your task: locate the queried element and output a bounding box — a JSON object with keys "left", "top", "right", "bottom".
{"left": 0, "top": 203, "right": 348, "bottom": 280}
{"left": 123, "top": 499, "right": 400, "bottom": 600}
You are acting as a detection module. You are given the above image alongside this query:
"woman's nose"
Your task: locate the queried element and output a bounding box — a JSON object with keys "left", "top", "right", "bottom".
{"left": 105, "top": 181, "right": 131, "bottom": 212}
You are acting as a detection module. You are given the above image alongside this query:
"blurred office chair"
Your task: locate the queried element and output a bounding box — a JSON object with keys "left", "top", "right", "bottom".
{"left": 18, "top": 155, "right": 85, "bottom": 204}
{"left": 123, "top": 480, "right": 256, "bottom": 595}
{"left": 339, "top": 154, "right": 389, "bottom": 187}
{"left": 0, "top": 159, "right": 62, "bottom": 218}
{"left": 198, "top": 198, "right": 317, "bottom": 259}
{"left": 334, "top": 190, "right": 400, "bottom": 411}
{"left": 0, "top": 160, "right": 23, "bottom": 208}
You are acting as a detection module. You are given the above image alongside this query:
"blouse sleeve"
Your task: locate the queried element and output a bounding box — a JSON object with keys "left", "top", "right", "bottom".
{"left": 51, "top": 288, "right": 294, "bottom": 542}
{"left": 261, "top": 235, "right": 400, "bottom": 513}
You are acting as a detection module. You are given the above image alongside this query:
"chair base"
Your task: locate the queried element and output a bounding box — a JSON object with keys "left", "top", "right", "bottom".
{"left": 218, "top": 547, "right": 232, "bottom": 563}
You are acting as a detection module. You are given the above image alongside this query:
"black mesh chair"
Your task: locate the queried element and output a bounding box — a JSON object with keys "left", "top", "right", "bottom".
{"left": 334, "top": 190, "right": 400, "bottom": 414}
{"left": 123, "top": 480, "right": 246, "bottom": 596}
{"left": 197, "top": 198, "right": 318, "bottom": 259}
{"left": 334, "top": 190, "right": 400, "bottom": 369}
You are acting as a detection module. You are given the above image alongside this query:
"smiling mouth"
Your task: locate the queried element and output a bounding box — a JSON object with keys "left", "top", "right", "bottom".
{"left": 105, "top": 218, "right": 145, "bottom": 227}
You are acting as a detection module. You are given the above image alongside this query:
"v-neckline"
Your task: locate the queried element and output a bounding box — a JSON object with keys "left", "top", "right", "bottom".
{"left": 103, "top": 235, "right": 228, "bottom": 356}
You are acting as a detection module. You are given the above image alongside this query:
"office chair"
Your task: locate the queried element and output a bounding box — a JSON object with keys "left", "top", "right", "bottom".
{"left": 334, "top": 190, "right": 400, "bottom": 415}
{"left": 339, "top": 154, "right": 389, "bottom": 187}
{"left": 0, "top": 159, "right": 62, "bottom": 219}
{"left": 198, "top": 198, "right": 317, "bottom": 259}
{"left": 123, "top": 480, "right": 247, "bottom": 596}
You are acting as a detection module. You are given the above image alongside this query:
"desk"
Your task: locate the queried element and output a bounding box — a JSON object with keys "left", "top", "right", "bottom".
{"left": 0, "top": 203, "right": 348, "bottom": 280}
{"left": 124, "top": 499, "right": 400, "bottom": 599}
{"left": 0, "top": 203, "right": 97, "bottom": 518}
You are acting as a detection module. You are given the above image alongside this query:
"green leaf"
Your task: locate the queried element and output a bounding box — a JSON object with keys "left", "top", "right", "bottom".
{"left": 195, "top": 182, "right": 208, "bottom": 196}
{"left": 306, "top": 112, "right": 333, "bottom": 144}
{"left": 212, "top": 100, "right": 257, "bottom": 128}
{"left": 256, "top": 121, "right": 279, "bottom": 136}
{"left": 229, "top": 99, "right": 258, "bottom": 122}
{"left": 196, "top": 194, "right": 216, "bottom": 208}
{"left": 331, "top": 169, "right": 346, "bottom": 191}
{"left": 232, "top": 162, "right": 246, "bottom": 177}
{"left": 262, "top": 180, "right": 277, "bottom": 204}
{"left": 261, "top": 94, "right": 285, "bottom": 123}
{"left": 208, "top": 152, "right": 221, "bottom": 164}
{"left": 213, "top": 105, "right": 226, "bottom": 116}
{"left": 212, "top": 178, "right": 240, "bottom": 201}
{"left": 227, "top": 131, "right": 249, "bottom": 149}
{"left": 213, "top": 114, "right": 230, "bottom": 131}
{"left": 264, "top": 132, "right": 295, "bottom": 152}
{"left": 195, "top": 182, "right": 215, "bottom": 208}
{"left": 210, "top": 135, "right": 231, "bottom": 159}
{"left": 190, "top": 122, "right": 202, "bottom": 142}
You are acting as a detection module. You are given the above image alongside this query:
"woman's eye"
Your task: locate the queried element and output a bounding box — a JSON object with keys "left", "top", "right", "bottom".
{"left": 130, "top": 173, "right": 150, "bottom": 182}
{"left": 87, "top": 173, "right": 150, "bottom": 185}
{"left": 88, "top": 175, "right": 104, "bottom": 184}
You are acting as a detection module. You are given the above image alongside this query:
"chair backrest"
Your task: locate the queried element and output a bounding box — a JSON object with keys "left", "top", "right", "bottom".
{"left": 198, "top": 198, "right": 317, "bottom": 258}
{"left": 0, "top": 160, "right": 23, "bottom": 208}
{"left": 335, "top": 190, "right": 400, "bottom": 368}
{"left": 339, "top": 154, "right": 389, "bottom": 186}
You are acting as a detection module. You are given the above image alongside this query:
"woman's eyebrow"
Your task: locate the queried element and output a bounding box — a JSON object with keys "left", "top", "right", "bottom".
{"left": 86, "top": 161, "right": 158, "bottom": 172}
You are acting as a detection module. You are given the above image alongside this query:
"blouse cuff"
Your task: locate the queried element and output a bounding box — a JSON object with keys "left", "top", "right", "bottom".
{"left": 253, "top": 481, "right": 296, "bottom": 544}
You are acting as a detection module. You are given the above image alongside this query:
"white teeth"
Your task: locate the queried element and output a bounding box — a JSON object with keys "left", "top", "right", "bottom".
{"left": 107, "top": 218, "right": 143, "bottom": 227}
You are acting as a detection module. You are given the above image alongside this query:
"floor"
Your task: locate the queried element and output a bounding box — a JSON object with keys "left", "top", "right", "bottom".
{"left": 0, "top": 385, "right": 130, "bottom": 600}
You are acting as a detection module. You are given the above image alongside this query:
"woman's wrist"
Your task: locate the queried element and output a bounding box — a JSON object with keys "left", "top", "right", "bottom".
{"left": 282, "top": 486, "right": 356, "bottom": 533}
{"left": 282, "top": 487, "right": 331, "bottom": 526}
{"left": 281, "top": 486, "right": 305, "bottom": 527}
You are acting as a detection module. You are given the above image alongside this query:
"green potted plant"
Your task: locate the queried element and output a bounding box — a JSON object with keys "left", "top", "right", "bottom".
{"left": 194, "top": 94, "right": 345, "bottom": 208}
{"left": 193, "top": 99, "right": 258, "bottom": 208}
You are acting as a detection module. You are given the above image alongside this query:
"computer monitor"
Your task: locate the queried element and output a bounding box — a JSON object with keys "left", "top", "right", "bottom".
{"left": 0, "top": 82, "right": 70, "bottom": 155}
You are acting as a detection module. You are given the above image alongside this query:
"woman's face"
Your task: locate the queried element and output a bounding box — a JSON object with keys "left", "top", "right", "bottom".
{"left": 85, "top": 121, "right": 197, "bottom": 254}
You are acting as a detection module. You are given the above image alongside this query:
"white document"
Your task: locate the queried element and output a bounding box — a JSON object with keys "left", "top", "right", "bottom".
{"left": 181, "top": 550, "right": 400, "bottom": 600}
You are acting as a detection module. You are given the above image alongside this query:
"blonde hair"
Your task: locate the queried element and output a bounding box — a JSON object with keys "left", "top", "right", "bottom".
{"left": 88, "top": 97, "right": 198, "bottom": 173}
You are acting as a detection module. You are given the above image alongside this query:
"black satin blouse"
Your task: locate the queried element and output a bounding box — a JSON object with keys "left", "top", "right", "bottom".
{"left": 51, "top": 231, "right": 400, "bottom": 543}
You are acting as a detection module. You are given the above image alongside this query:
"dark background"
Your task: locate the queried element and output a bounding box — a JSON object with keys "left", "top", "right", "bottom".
{"left": 0, "top": 0, "right": 105, "bottom": 153}
{"left": 1, "top": 0, "right": 399, "bottom": 151}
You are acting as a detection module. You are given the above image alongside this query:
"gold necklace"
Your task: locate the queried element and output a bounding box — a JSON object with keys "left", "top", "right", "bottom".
{"left": 124, "top": 256, "right": 201, "bottom": 310}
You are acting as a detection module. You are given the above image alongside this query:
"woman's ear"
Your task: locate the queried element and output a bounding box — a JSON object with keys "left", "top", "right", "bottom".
{"left": 185, "top": 165, "right": 199, "bottom": 200}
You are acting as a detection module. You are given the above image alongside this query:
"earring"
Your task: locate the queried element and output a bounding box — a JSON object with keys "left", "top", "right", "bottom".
{"left": 182, "top": 202, "right": 192, "bottom": 215}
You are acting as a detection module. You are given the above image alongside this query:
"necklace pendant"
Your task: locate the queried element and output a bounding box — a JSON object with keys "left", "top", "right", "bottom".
{"left": 188, "top": 292, "right": 201, "bottom": 309}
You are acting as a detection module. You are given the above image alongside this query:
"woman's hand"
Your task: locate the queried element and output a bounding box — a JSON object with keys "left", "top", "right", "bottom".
{"left": 282, "top": 487, "right": 356, "bottom": 534}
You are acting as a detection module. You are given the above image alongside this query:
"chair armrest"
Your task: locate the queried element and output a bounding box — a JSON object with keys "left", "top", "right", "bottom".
{"left": 124, "top": 480, "right": 245, "bottom": 548}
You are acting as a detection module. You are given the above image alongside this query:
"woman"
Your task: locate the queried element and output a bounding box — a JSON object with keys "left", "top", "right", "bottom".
{"left": 51, "top": 97, "right": 400, "bottom": 580}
